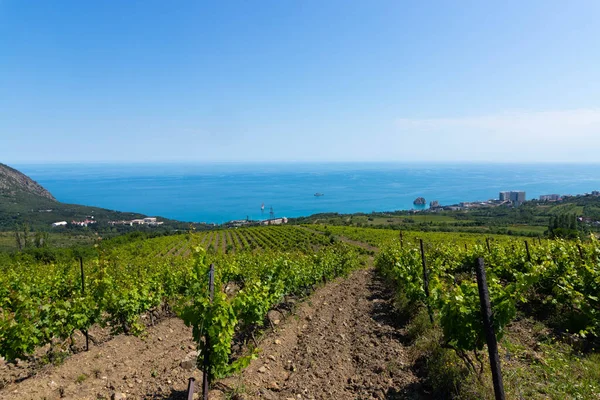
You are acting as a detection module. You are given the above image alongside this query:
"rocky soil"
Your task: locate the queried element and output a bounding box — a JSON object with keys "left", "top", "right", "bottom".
{"left": 219, "top": 268, "right": 426, "bottom": 400}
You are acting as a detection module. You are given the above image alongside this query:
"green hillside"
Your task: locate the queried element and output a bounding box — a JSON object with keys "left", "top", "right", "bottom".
{"left": 0, "top": 163, "right": 206, "bottom": 244}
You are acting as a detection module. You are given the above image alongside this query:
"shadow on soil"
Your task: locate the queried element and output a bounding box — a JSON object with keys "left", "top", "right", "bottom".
{"left": 366, "top": 271, "right": 412, "bottom": 344}
{"left": 367, "top": 270, "right": 432, "bottom": 400}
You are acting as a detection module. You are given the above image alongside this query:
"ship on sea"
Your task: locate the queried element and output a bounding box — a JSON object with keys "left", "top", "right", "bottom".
{"left": 261, "top": 203, "right": 265, "bottom": 211}
{"left": 314, "top": 193, "right": 324, "bottom": 197}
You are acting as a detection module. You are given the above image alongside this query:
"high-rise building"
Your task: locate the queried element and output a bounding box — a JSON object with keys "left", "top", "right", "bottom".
{"left": 499, "top": 191, "right": 510, "bottom": 201}
{"left": 511, "top": 191, "right": 526, "bottom": 205}
{"left": 499, "top": 191, "right": 526, "bottom": 205}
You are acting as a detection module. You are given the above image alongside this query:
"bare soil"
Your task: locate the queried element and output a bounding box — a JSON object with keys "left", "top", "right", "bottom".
{"left": 220, "top": 268, "right": 426, "bottom": 400}
{"left": 0, "top": 268, "right": 426, "bottom": 400}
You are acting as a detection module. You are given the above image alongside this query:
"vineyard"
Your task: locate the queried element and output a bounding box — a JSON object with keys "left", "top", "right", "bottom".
{"left": 105, "top": 226, "right": 334, "bottom": 259}
{"left": 306, "top": 224, "right": 516, "bottom": 248}
{"left": 1, "top": 224, "right": 599, "bottom": 398}
{"left": 0, "top": 225, "right": 360, "bottom": 366}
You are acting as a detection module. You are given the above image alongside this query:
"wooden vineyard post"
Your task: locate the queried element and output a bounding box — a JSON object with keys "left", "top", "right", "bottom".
{"left": 577, "top": 244, "right": 584, "bottom": 261}
{"left": 475, "top": 258, "right": 506, "bottom": 400}
{"left": 202, "top": 263, "right": 215, "bottom": 400}
{"left": 464, "top": 243, "right": 468, "bottom": 251}
{"left": 80, "top": 257, "right": 89, "bottom": 351}
{"left": 419, "top": 239, "right": 434, "bottom": 324}
{"left": 524, "top": 240, "right": 531, "bottom": 262}
{"left": 399, "top": 231, "right": 404, "bottom": 248}
{"left": 486, "top": 238, "right": 491, "bottom": 253}
{"left": 187, "top": 377, "right": 196, "bottom": 400}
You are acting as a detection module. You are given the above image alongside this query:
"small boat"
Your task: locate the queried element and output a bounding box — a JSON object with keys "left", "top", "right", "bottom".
{"left": 314, "top": 193, "right": 324, "bottom": 197}
{"left": 261, "top": 203, "right": 265, "bottom": 211}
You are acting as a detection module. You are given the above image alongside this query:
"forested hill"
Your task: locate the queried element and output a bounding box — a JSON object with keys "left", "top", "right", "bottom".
{"left": 0, "top": 163, "right": 56, "bottom": 201}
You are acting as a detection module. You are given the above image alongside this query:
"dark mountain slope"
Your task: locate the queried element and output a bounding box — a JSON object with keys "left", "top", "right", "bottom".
{"left": 0, "top": 163, "right": 56, "bottom": 201}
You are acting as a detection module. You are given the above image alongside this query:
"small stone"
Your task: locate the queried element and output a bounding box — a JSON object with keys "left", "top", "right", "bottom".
{"left": 260, "top": 390, "right": 278, "bottom": 400}
{"left": 180, "top": 351, "right": 199, "bottom": 370}
{"left": 274, "top": 339, "right": 281, "bottom": 345}
{"left": 112, "top": 393, "right": 127, "bottom": 400}
{"left": 180, "top": 358, "right": 196, "bottom": 370}
{"left": 267, "top": 310, "right": 283, "bottom": 326}
{"left": 268, "top": 381, "right": 280, "bottom": 391}
{"left": 268, "top": 355, "right": 276, "bottom": 361}
{"left": 208, "top": 389, "right": 224, "bottom": 398}
{"left": 157, "top": 337, "right": 163, "bottom": 341}
{"left": 258, "top": 366, "right": 267, "bottom": 373}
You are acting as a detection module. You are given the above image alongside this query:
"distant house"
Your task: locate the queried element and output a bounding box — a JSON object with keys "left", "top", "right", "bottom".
{"left": 71, "top": 219, "right": 97, "bottom": 227}
{"left": 52, "top": 221, "right": 67, "bottom": 227}
{"left": 261, "top": 217, "right": 288, "bottom": 226}
{"left": 108, "top": 217, "right": 162, "bottom": 227}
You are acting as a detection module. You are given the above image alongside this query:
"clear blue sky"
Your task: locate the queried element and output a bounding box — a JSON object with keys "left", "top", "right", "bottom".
{"left": 2, "top": 1, "right": 600, "bottom": 163}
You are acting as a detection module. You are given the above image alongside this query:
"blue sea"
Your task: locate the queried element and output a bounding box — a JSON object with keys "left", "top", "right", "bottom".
{"left": 14, "top": 163, "right": 600, "bottom": 224}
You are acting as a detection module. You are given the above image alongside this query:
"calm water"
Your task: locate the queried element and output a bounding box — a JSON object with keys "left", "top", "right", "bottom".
{"left": 14, "top": 163, "right": 600, "bottom": 224}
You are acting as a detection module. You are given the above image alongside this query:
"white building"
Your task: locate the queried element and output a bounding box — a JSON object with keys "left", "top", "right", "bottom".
{"left": 540, "top": 194, "right": 561, "bottom": 201}
{"left": 261, "top": 217, "right": 288, "bottom": 225}
{"left": 499, "top": 191, "right": 526, "bottom": 205}
{"left": 52, "top": 221, "right": 67, "bottom": 227}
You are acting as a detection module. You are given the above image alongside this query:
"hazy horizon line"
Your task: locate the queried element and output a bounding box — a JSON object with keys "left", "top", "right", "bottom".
{"left": 7, "top": 160, "right": 600, "bottom": 166}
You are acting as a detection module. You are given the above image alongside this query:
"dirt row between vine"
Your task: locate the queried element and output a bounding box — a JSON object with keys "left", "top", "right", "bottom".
{"left": 218, "top": 267, "right": 427, "bottom": 400}
{"left": 0, "top": 259, "right": 427, "bottom": 400}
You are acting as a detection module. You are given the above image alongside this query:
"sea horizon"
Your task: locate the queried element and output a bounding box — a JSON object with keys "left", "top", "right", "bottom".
{"left": 13, "top": 162, "right": 600, "bottom": 224}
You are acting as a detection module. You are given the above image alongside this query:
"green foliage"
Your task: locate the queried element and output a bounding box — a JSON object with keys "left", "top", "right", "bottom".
{"left": 376, "top": 235, "right": 600, "bottom": 367}
{"left": 179, "top": 243, "right": 363, "bottom": 380}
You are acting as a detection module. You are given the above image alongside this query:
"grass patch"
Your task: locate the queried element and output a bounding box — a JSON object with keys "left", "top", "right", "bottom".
{"left": 500, "top": 323, "right": 600, "bottom": 399}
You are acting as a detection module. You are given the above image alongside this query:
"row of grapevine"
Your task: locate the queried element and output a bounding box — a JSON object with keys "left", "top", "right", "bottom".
{"left": 376, "top": 236, "right": 600, "bottom": 368}
{"left": 181, "top": 241, "right": 363, "bottom": 379}
{"left": 191, "top": 226, "right": 332, "bottom": 254}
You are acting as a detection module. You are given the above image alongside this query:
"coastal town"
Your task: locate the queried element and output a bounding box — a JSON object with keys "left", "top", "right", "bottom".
{"left": 419, "top": 190, "right": 600, "bottom": 212}
{"left": 51, "top": 216, "right": 164, "bottom": 228}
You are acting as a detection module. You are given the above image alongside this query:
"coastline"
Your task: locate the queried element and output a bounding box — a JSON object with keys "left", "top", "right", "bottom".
{"left": 13, "top": 162, "right": 600, "bottom": 224}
